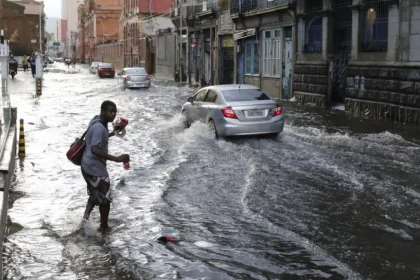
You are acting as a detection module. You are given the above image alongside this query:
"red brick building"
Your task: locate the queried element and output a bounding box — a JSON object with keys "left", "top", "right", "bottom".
{"left": 76, "top": 0, "right": 122, "bottom": 64}
{"left": 0, "top": 0, "right": 46, "bottom": 56}
{"left": 122, "top": 0, "right": 172, "bottom": 72}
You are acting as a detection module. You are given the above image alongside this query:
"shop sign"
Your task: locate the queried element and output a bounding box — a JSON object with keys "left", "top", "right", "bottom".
{"left": 222, "top": 35, "right": 233, "bottom": 47}
{"left": 233, "top": 28, "right": 256, "bottom": 40}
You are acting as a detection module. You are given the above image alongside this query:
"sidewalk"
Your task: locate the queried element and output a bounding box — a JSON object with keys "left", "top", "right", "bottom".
{"left": 0, "top": 106, "right": 17, "bottom": 278}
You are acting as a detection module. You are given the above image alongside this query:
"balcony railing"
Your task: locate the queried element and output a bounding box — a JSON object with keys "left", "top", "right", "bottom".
{"left": 171, "top": 0, "right": 217, "bottom": 18}
{"left": 189, "top": 0, "right": 217, "bottom": 17}
{"left": 230, "top": 0, "right": 294, "bottom": 14}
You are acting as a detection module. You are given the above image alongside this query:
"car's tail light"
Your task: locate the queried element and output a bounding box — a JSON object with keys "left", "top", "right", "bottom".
{"left": 111, "top": 68, "right": 115, "bottom": 71}
{"left": 272, "top": 105, "right": 283, "bottom": 117}
{"left": 125, "top": 76, "right": 131, "bottom": 81}
{"left": 221, "top": 106, "right": 237, "bottom": 119}
{"left": 146, "top": 75, "right": 151, "bottom": 80}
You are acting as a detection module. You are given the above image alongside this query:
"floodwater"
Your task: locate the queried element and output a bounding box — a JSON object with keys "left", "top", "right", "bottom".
{"left": 3, "top": 63, "right": 420, "bottom": 279}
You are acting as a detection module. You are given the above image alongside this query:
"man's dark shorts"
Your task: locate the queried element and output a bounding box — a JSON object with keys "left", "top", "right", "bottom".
{"left": 81, "top": 169, "right": 112, "bottom": 206}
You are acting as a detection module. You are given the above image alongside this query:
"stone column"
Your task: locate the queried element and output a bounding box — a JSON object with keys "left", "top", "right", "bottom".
{"left": 296, "top": 0, "right": 305, "bottom": 61}
{"left": 296, "top": 17, "right": 305, "bottom": 60}
{"left": 324, "top": 0, "right": 333, "bottom": 105}
{"left": 386, "top": 4, "right": 399, "bottom": 61}
{"left": 210, "top": 27, "right": 214, "bottom": 85}
{"left": 322, "top": 15, "right": 330, "bottom": 60}
{"left": 233, "top": 39, "right": 237, "bottom": 84}
{"left": 296, "top": 0, "right": 305, "bottom": 15}
{"left": 351, "top": 7, "right": 359, "bottom": 60}
{"left": 186, "top": 29, "right": 190, "bottom": 84}
{"left": 322, "top": 0, "right": 332, "bottom": 60}
{"left": 291, "top": 24, "right": 296, "bottom": 99}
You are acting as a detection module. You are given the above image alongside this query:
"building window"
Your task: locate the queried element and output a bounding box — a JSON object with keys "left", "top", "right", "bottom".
{"left": 244, "top": 38, "right": 259, "bottom": 75}
{"left": 332, "top": 0, "right": 353, "bottom": 52}
{"left": 262, "top": 29, "right": 281, "bottom": 77}
{"left": 360, "top": 0, "right": 388, "bottom": 52}
{"left": 304, "top": 16, "right": 322, "bottom": 53}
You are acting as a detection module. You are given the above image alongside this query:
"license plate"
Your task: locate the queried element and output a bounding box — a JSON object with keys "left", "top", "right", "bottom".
{"left": 246, "top": 110, "right": 264, "bottom": 117}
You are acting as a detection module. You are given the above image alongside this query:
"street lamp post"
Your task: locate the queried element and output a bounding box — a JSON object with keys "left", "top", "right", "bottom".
{"left": 39, "top": 3, "right": 43, "bottom": 52}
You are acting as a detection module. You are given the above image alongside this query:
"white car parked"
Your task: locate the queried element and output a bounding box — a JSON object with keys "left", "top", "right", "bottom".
{"left": 89, "top": 62, "right": 101, "bottom": 74}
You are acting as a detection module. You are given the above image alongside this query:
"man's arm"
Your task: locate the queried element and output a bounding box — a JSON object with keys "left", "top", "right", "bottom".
{"left": 91, "top": 145, "right": 119, "bottom": 162}
{"left": 90, "top": 126, "right": 130, "bottom": 162}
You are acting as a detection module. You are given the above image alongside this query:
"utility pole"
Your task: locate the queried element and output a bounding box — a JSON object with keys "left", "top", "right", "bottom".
{"left": 93, "top": 13, "right": 97, "bottom": 61}
{"left": 39, "top": 4, "right": 42, "bottom": 52}
{"left": 94, "top": 13, "right": 97, "bottom": 45}
{"left": 179, "top": 0, "right": 183, "bottom": 82}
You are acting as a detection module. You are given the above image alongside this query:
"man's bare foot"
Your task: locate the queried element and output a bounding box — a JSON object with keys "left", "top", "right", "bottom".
{"left": 98, "top": 225, "right": 112, "bottom": 235}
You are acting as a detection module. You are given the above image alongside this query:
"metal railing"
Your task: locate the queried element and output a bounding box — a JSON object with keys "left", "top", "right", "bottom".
{"left": 171, "top": 0, "right": 217, "bottom": 18}
{"left": 230, "top": 0, "right": 294, "bottom": 14}
{"left": 0, "top": 56, "right": 12, "bottom": 161}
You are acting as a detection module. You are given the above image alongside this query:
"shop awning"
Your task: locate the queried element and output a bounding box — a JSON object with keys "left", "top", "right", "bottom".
{"left": 233, "top": 28, "right": 256, "bottom": 40}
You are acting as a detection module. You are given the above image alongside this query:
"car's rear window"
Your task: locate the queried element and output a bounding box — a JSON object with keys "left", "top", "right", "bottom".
{"left": 99, "top": 63, "right": 113, "bottom": 68}
{"left": 126, "top": 68, "right": 147, "bottom": 74}
{"left": 92, "top": 62, "right": 100, "bottom": 66}
{"left": 221, "top": 89, "right": 270, "bottom": 102}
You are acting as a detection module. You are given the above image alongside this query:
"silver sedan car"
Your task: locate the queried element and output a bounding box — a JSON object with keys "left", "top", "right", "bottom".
{"left": 89, "top": 62, "right": 101, "bottom": 74}
{"left": 117, "top": 67, "right": 151, "bottom": 89}
{"left": 181, "top": 84, "right": 285, "bottom": 138}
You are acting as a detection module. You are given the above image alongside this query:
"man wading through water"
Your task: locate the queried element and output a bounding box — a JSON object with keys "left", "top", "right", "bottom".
{"left": 81, "top": 100, "right": 130, "bottom": 234}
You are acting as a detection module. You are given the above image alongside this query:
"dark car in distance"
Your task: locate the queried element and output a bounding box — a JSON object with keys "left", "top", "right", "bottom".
{"left": 97, "top": 63, "right": 115, "bottom": 78}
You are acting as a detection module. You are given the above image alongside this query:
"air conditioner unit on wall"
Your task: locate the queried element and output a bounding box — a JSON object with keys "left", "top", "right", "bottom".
{"left": 202, "top": 1, "right": 207, "bottom": 11}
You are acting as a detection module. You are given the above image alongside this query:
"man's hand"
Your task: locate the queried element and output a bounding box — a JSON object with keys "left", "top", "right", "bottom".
{"left": 115, "top": 154, "right": 130, "bottom": 163}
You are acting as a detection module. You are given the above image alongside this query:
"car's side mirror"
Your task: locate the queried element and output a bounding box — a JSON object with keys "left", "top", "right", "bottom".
{"left": 187, "top": 97, "right": 193, "bottom": 103}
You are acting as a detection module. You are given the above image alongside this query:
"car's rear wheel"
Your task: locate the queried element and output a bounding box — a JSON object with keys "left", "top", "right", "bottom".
{"left": 208, "top": 119, "right": 219, "bottom": 139}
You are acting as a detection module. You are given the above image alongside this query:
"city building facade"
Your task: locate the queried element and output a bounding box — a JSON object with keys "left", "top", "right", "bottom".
{"left": 76, "top": 0, "right": 123, "bottom": 63}
{"left": 122, "top": 0, "right": 173, "bottom": 73}
{"left": 294, "top": 0, "right": 420, "bottom": 124}
{"left": 0, "top": 0, "right": 45, "bottom": 55}
{"left": 230, "top": 0, "right": 295, "bottom": 99}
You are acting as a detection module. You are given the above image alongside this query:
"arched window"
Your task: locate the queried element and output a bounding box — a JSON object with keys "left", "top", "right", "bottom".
{"left": 360, "top": 0, "right": 388, "bottom": 52}
{"left": 304, "top": 16, "right": 322, "bottom": 53}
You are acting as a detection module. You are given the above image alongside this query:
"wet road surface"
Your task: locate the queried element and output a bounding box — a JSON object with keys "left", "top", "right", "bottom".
{"left": 3, "top": 63, "right": 420, "bottom": 279}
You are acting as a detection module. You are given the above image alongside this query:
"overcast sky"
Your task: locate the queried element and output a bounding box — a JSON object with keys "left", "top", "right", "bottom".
{"left": 42, "top": 0, "right": 61, "bottom": 18}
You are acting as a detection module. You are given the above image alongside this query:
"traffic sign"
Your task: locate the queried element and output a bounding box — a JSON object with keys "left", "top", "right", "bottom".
{"left": 31, "top": 39, "right": 37, "bottom": 43}
{"left": 53, "top": 42, "right": 60, "bottom": 46}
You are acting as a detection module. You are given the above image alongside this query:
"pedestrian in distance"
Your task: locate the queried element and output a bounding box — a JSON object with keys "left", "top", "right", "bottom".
{"left": 22, "top": 55, "right": 29, "bottom": 72}
{"left": 81, "top": 100, "right": 130, "bottom": 234}
{"left": 65, "top": 58, "right": 71, "bottom": 68}
{"left": 29, "top": 52, "right": 36, "bottom": 77}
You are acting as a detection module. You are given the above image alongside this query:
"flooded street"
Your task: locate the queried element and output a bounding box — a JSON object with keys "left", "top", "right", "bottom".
{"left": 3, "top": 63, "right": 420, "bottom": 280}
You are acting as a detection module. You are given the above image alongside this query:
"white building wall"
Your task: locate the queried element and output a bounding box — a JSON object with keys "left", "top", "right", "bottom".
{"left": 61, "top": 0, "right": 82, "bottom": 35}
{"left": 57, "top": 21, "right": 62, "bottom": 42}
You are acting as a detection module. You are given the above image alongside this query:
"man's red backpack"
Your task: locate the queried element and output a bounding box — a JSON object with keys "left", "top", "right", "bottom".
{"left": 66, "top": 128, "right": 89, "bottom": 166}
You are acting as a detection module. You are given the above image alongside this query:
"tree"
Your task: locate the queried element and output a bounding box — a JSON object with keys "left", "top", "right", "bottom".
{"left": 88, "top": 0, "right": 95, "bottom": 13}
{"left": 45, "top": 31, "right": 54, "bottom": 42}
